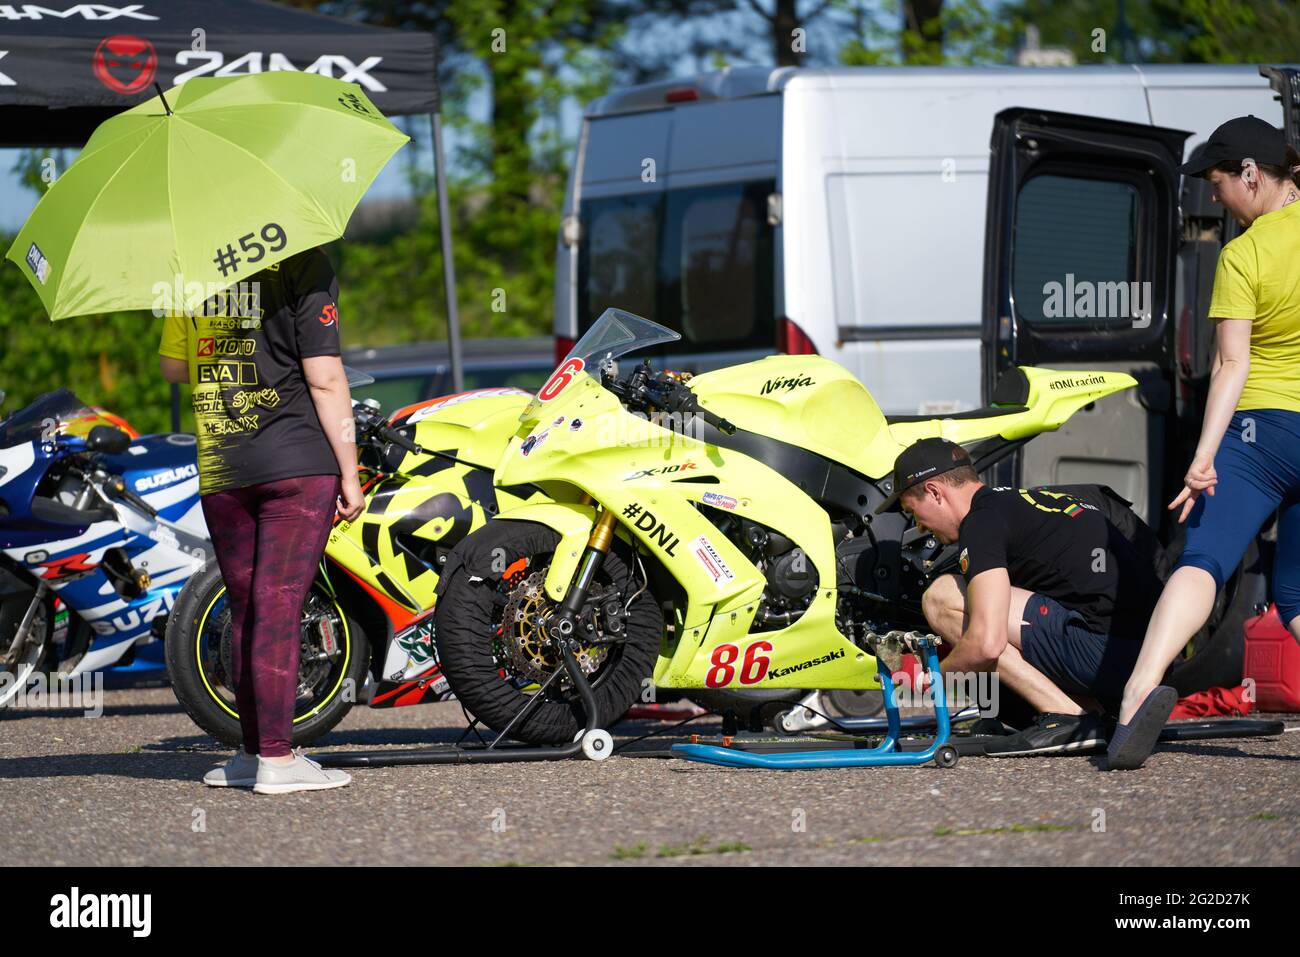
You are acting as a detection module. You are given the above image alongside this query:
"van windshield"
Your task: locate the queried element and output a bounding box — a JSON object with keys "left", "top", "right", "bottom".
{"left": 577, "top": 179, "right": 775, "bottom": 356}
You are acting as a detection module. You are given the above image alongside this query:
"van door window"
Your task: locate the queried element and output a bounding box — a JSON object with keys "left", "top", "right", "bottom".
{"left": 1012, "top": 173, "right": 1146, "bottom": 329}
{"left": 662, "top": 182, "right": 773, "bottom": 348}
{"left": 582, "top": 192, "right": 659, "bottom": 326}
{"left": 578, "top": 180, "right": 775, "bottom": 354}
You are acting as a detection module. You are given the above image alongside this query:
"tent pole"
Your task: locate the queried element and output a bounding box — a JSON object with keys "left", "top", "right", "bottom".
{"left": 430, "top": 110, "right": 463, "bottom": 392}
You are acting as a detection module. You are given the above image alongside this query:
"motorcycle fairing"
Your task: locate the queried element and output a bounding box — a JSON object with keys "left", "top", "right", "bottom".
{"left": 325, "top": 391, "right": 538, "bottom": 613}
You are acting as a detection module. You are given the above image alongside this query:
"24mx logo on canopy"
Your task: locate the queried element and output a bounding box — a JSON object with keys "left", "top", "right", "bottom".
{"left": 0, "top": 4, "right": 157, "bottom": 19}
{"left": 174, "top": 49, "right": 385, "bottom": 91}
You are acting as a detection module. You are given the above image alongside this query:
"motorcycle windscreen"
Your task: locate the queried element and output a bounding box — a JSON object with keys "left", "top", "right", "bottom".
{"left": 522, "top": 308, "right": 680, "bottom": 421}
{"left": 0, "top": 388, "right": 95, "bottom": 446}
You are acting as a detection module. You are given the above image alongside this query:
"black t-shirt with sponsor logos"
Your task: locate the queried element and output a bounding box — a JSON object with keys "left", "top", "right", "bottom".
{"left": 956, "top": 486, "right": 1160, "bottom": 640}
{"left": 158, "top": 247, "right": 342, "bottom": 495}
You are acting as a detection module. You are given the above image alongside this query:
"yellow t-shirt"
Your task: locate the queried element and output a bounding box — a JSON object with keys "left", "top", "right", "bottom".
{"left": 1207, "top": 199, "right": 1300, "bottom": 413}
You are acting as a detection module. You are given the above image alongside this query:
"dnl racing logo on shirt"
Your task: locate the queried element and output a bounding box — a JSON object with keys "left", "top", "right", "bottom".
{"left": 1018, "top": 488, "right": 1097, "bottom": 516}
{"left": 152, "top": 279, "right": 262, "bottom": 320}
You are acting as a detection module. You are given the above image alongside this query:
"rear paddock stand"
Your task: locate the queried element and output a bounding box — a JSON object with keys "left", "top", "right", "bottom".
{"left": 673, "top": 631, "right": 959, "bottom": 770}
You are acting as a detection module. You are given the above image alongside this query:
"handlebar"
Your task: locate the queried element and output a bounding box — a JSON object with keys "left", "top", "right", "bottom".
{"left": 351, "top": 400, "right": 423, "bottom": 464}
{"left": 621, "top": 366, "right": 736, "bottom": 436}
{"left": 103, "top": 475, "right": 158, "bottom": 519}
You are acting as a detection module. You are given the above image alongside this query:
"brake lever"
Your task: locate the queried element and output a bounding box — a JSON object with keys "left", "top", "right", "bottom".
{"left": 661, "top": 378, "right": 737, "bottom": 436}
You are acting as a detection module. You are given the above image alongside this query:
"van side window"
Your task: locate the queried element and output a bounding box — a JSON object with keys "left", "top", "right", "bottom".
{"left": 578, "top": 180, "right": 775, "bottom": 354}
{"left": 1012, "top": 174, "right": 1142, "bottom": 328}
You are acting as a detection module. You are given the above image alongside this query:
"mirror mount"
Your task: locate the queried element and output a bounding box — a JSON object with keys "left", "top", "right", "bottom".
{"left": 86, "top": 424, "right": 132, "bottom": 455}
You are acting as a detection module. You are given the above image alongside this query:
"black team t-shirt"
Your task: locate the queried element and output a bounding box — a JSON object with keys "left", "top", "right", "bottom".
{"left": 158, "top": 247, "right": 342, "bottom": 495}
{"left": 956, "top": 485, "right": 1161, "bottom": 640}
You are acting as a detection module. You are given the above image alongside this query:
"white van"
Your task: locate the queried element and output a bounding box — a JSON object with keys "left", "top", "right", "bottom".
{"left": 555, "top": 64, "right": 1300, "bottom": 690}
{"left": 554, "top": 64, "right": 1296, "bottom": 515}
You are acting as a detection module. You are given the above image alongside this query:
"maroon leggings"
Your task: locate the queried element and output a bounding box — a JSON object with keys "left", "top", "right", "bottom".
{"left": 200, "top": 474, "right": 341, "bottom": 757}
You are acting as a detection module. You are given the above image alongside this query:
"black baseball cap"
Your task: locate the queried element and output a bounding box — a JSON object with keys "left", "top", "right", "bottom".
{"left": 1179, "top": 115, "right": 1288, "bottom": 178}
{"left": 875, "top": 437, "right": 974, "bottom": 514}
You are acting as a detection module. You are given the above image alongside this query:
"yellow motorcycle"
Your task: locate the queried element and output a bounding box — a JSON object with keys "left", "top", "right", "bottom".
{"left": 432, "top": 309, "right": 1136, "bottom": 744}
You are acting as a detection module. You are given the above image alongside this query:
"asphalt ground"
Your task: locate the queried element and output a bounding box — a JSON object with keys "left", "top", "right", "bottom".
{"left": 1, "top": 685, "right": 1297, "bottom": 867}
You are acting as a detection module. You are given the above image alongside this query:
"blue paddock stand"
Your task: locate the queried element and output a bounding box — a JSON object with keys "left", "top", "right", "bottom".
{"left": 673, "top": 631, "right": 959, "bottom": 770}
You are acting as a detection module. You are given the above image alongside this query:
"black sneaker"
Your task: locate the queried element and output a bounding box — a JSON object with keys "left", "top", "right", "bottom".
{"left": 984, "top": 712, "right": 1107, "bottom": 757}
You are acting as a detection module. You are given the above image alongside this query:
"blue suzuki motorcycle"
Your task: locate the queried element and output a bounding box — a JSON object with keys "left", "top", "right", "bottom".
{"left": 0, "top": 388, "right": 211, "bottom": 705}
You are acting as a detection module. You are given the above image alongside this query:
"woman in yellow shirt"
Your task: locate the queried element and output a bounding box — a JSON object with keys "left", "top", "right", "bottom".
{"left": 1109, "top": 116, "right": 1300, "bottom": 769}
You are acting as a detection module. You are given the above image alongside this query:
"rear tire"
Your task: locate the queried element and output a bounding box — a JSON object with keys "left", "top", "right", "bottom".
{"left": 434, "top": 521, "right": 663, "bottom": 745}
{"left": 165, "top": 559, "right": 369, "bottom": 747}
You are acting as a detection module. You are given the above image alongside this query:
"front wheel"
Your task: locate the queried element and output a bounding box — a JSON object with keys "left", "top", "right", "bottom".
{"left": 164, "top": 559, "right": 370, "bottom": 747}
{"left": 434, "top": 521, "right": 663, "bottom": 745}
{"left": 0, "top": 589, "right": 54, "bottom": 708}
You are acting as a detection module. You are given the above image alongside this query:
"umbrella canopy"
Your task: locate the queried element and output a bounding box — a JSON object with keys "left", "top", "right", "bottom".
{"left": 5, "top": 71, "right": 409, "bottom": 320}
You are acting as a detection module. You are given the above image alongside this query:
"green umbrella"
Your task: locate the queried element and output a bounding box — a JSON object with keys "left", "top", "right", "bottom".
{"left": 5, "top": 71, "right": 409, "bottom": 320}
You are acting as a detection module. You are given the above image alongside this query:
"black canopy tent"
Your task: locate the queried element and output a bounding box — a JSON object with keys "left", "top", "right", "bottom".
{"left": 0, "top": 0, "right": 466, "bottom": 424}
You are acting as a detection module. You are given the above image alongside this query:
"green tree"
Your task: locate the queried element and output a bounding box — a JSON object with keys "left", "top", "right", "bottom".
{"left": 838, "top": 0, "right": 1021, "bottom": 65}
{"left": 1005, "top": 0, "right": 1300, "bottom": 64}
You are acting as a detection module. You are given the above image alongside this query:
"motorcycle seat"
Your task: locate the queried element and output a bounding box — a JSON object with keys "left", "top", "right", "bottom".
{"left": 885, "top": 404, "right": 1027, "bottom": 424}
{"left": 884, "top": 367, "right": 1031, "bottom": 424}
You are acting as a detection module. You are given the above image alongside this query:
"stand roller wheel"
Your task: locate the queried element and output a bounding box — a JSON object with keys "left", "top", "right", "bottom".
{"left": 580, "top": 729, "right": 614, "bottom": 761}
{"left": 774, "top": 709, "right": 799, "bottom": 735}
{"left": 935, "top": 745, "right": 959, "bottom": 769}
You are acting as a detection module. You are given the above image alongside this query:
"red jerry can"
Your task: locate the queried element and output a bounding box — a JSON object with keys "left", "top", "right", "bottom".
{"left": 1242, "top": 604, "right": 1300, "bottom": 712}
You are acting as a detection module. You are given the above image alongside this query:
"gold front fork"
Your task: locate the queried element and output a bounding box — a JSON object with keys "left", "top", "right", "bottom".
{"left": 587, "top": 505, "right": 617, "bottom": 554}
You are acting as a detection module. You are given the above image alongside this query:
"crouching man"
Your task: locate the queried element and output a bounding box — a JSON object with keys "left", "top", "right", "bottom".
{"left": 877, "top": 438, "right": 1164, "bottom": 756}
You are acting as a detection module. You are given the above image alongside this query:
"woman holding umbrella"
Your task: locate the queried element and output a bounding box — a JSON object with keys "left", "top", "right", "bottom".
{"left": 5, "top": 73, "right": 410, "bottom": 790}
{"left": 160, "top": 246, "right": 365, "bottom": 793}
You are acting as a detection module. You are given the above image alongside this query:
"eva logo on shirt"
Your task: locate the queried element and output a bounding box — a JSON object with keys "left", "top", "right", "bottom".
{"left": 959, "top": 547, "right": 969, "bottom": 575}
{"left": 318, "top": 303, "right": 338, "bottom": 326}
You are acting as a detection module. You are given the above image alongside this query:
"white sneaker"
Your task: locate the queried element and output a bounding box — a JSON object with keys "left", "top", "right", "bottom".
{"left": 253, "top": 749, "right": 352, "bottom": 794}
{"left": 203, "top": 748, "right": 259, "bottom": 788}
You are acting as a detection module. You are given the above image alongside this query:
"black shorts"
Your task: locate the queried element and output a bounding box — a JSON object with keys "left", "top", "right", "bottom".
{"left": 1019, "top": 593, "right": 1143, "bottom": 701}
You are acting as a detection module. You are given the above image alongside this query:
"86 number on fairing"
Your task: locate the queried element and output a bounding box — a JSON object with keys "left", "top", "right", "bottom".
{"left": 705, "top": 639, "right": 773, "bottom": 687}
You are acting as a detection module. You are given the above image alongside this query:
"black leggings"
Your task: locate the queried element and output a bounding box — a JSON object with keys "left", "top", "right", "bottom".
{"left": 200, "top": 474, "right": 340, "bottom": 757}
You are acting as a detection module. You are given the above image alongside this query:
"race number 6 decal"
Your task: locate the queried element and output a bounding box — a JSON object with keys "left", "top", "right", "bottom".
{"left": 538, "top": 357, "right": 584, "bottom": 402}
{"left": 705, "top": 639, "right": 773, "bottom": 687}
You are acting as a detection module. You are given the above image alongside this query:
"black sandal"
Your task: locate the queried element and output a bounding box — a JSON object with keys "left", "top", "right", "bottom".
{"left": 1105, "top": 686, "right": 1178, "bottom": 770}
